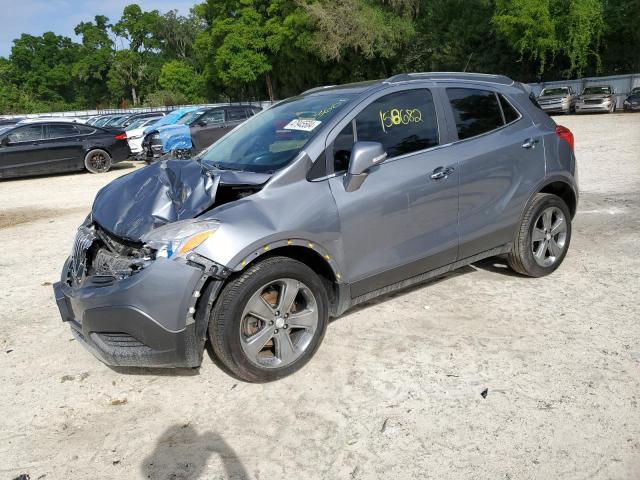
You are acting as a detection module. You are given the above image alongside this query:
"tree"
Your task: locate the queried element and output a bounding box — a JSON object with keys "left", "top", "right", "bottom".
{"left": 8, "top": 32, "right": 80, "bottom": 104}
{"left": 153, "top": 10, "right": 204, "bottom": 60}
{"left": 73, "top": 15, "right": 114, "bottom": 106}
{"left": 493, "top": 0, "right": 605, "bottom": 78}
{"left": 112, "top": 3, "right": 161, "bottom": 53}
{"left": 107, "top": 50, "right": 148, "bottom": 106}
{"left": 158, "top": 60, "right": 205, "bottom": 101}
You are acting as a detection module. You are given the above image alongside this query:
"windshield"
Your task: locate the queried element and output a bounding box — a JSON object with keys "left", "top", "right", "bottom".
{"left": 583, "top": 86, "right": 611, "bottom": 95}
{"left": 126, "top": 118, "right": 147, "bottom": 130}
{"left": 200, "top": 93, "right": 353, "bottom": 173}
{"left": 177, "top": 110, "right": 205, "bottom": 125}
{"left": 631, "top": 88, "right": 640, "bottom": 95}
{"left": 541, "top": 88, "right": 568, "bottom": 96}
{"left": 152, "top": 109, "right": 195, "bottom": 128}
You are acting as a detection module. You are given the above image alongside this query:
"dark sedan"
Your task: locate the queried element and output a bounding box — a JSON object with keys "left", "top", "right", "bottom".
{"left": 623, "top": 87, "right": 640, "bottom": 112}
{"left": 0, "top": 122, "right": 130, "bottom": 179}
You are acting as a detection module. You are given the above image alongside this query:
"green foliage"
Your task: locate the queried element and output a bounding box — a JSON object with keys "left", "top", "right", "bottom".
{"left": 0, "top": 0, "right": 637, "bottom": 114}
{"left": 158, "top": 60, "right": 205, "bottom": 101}
{"left": 493, "top": 0, "right": 605, "bottom": 77}
{"left": 143, "top": 89, "right": 190, "bottom": 107}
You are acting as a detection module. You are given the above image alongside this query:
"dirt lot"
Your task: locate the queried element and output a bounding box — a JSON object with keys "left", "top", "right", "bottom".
{"left": 1, "top": 113, "right": 639, "bottom": 480}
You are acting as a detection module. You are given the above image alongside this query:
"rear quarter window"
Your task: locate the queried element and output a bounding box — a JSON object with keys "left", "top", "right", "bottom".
{"left": 446, "top": 88, "right": 504, "bottom": 140}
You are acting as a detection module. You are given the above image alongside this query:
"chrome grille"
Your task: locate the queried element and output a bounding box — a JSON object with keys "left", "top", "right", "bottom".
{"left": 70, "top": 226, "right": 96, "bottom": 285}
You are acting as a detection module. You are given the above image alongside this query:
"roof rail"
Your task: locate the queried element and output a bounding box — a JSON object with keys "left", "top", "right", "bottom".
{"left": 385, "top": 72, "right": 514, "bottom": 86}
{"left": 301, "top": 85, "right": 336, "bottom": 95}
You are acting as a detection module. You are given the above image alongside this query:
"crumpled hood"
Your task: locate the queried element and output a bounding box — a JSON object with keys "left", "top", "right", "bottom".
{"left": 92, "top": 159, "right": 271, "bottom": 242}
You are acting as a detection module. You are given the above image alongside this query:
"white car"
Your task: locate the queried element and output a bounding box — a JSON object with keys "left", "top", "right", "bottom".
{"left": 126, "top": 117, "right": 164, "bottom": 155}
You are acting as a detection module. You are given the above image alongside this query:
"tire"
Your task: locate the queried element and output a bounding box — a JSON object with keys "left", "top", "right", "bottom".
{"left": 209, "top": 256, "right": 329, "bottom": 382}
{"left": 507, "top": 193, "right": 572, "bottom": 277}
{"left": 84, "top": 149, "right": 112, "bottom": 174}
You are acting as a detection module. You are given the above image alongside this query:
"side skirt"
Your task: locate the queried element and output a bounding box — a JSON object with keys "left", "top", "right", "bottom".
{"left": 337, "top": 243, "right": 512, "bottom": 314}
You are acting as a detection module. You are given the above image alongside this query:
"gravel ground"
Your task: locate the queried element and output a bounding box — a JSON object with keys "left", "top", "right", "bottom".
{"left": 1, "top": 113, "right": 639, "bottom": 480}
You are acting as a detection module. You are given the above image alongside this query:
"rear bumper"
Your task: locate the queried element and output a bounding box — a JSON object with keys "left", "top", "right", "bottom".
{"left": 53, "top": 257, "right": 207, "bottom": 368}
{"left": 110, "top": 141, "right": 132, "bottom": 163}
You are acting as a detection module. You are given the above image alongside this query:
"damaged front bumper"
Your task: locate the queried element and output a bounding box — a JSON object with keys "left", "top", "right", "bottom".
{"left": 53, "top": 249, "right": 218, "bottom": 368}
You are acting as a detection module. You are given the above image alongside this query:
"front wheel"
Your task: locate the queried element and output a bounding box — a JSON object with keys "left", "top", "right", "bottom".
{"left": 507, "top": 193, "right": 572, "bottom": 277}
{"left": 209, "top": 256, "right": 329, "bottom": 382}
{"left": 84, "top": 149, "right": 112, "bottom": 173}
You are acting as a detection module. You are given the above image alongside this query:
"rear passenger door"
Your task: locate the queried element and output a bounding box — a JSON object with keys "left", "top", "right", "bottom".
{"left": 327, "top": 87, "right": 459, "bottom": 297}
{"left": 442, "top": 86, "right": 546, "bottom": 259}
{"left": 43, "top": 124, "right": 85, "bottom": 171}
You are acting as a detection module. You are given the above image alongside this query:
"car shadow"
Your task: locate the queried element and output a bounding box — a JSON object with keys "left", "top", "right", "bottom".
{"left": 336, "top": 265, "right": 477, "bottom": 320}
{"left": 107, "top": 365, "right": 200, "bottom": 377}
{"left": 141, "top": 424, "right": 249, "bottom": 480}
{"left": 471, "top": 256, "right": 524, "bottom": 277}
{"left": 0, "top": 161, "right": 137, "bottom": 182}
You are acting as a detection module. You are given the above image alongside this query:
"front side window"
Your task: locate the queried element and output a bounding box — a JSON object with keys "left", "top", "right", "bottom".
{"left": 199, "top": 93, "right": 354, "bottom": 173}
{"left": 447, "top": 88, "right": 504, "bottom": 140}
{"left": 200, "top": 110, "right": 225, "bottom": 125}
{"left": 48, "top": 124, "right": 79, "bottom": 139}
{"left": 332, "top": 89, "right": 439, "bottom": 172}
{"left": 7, "top": 125, "right": 44, "bottom": 143}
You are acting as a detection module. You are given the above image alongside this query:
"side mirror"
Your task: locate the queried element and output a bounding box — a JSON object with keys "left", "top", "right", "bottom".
{"left": 198, "top": 120, "right": 207, "bottom": 127}
{"left": 343, "top": 141, "right": 387, "bottom": 192}
{"left": 0, "top": 137, "right": 9, "bottom": 147}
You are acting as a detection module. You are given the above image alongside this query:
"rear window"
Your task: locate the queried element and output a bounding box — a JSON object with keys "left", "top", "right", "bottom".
{"left": 446, "top": 88, "right": 504, "bottom": 140}
{"left": 48, "top": 124, "right": 79, "bottom": 139}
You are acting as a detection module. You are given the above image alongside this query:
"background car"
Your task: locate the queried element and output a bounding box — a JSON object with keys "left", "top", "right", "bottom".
{"left": 142, "top": 105, "right": 262, "bottom": 159}
{"left": 575, "top": 85, "right": 616, "bottom": 113}
{"left": 109, "top": 111, "right": 167, "bottom": 129}
{"left": 0, "top": 121, "right": 130, "bottom": 179}
{"left": 537, "top": 86, "right": 576, "bottom": 114}
{"left": 125, "top": 116, "right": 164, "bottom": 156}
{"left": 623, "top": 87, "right": 640, "bottom": 111}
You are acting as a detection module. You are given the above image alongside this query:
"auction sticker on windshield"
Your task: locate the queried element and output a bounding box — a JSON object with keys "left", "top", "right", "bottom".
{"left": 284, "top": 119, "right": 322, "bottom": 131}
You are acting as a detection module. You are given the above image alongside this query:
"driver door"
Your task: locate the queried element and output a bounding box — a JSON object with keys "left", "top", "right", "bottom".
{"left": 327, "top": 88, "right": 460, "bottom": 298}
{"left": 190, "top": 109, "right": 226, "bottom": 152}
{"left": 0, "top": 125, "right": 46, "bottom": 178}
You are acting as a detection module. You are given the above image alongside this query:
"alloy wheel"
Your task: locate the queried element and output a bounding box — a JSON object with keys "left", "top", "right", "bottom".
{"left": 88, "top": 151, "right": 109, "bottom": 172}
{"left": 531, "top": 206, "right": 567, "bottom": 267}
{"left": 239, "top": 278, "right": 318, "bottom": 368}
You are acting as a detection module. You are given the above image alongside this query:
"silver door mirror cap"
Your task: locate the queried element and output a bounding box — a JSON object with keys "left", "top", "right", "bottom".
{"left": 344, "top": 141, "right": 387, "bottom": 192}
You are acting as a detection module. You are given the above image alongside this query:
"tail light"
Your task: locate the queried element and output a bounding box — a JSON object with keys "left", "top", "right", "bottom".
{"left": 114, "top": 133, "right": 127, "bottom": 140}
{"left": 555, "top": 125, "right": 574, "bottom": 151}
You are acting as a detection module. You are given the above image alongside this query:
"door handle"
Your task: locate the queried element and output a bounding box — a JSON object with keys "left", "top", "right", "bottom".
{"left": 430, "top": 166, "right": 454, "bottom": 180}
{"left": 522, "top": 138, "right": 538, "bottom": 149}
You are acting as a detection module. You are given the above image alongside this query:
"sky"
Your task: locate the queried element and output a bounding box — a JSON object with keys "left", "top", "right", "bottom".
{"left": 0, "top": 0, "right": 198, "bottom": 57}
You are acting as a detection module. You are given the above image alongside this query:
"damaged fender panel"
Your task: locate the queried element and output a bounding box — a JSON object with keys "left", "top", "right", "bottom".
{"left": 91, "top": 159, "right": 270, "bottom": 242}
{"left": 156, "top": 124, "right": 193, "bottom": 153}
{"left": 193, "top": 153, "right": 345, "bottom": 280}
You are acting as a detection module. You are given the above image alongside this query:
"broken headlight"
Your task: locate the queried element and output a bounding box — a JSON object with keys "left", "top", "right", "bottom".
{"left": 141, "top": 219, "right": 220, "bottom": 259}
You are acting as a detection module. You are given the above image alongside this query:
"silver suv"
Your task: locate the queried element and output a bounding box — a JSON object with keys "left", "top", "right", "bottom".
{"left": 575, "top": 85, "right": 616, "bottom": 113}
{"left": 537, "top": 86, "right": 576, "bottom": 114}
{"left": 54, "top": 72, "right": 578, "bottom": 382}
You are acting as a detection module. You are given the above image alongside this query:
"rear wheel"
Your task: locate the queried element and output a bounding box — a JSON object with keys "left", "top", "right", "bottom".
{"left": 507, "top": 193, "right": 572, "bottom": 277}
{"left": 209, "top": 256, "right": 329, "bottom": 382}
{"left": 84, "top": 149, "right": 112, "bottom": 173}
